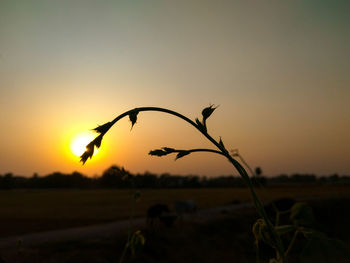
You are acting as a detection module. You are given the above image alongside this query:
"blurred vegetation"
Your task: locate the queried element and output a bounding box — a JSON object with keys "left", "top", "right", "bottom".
{"left": 1, "top": 165, "right": 349, "bottom": 189}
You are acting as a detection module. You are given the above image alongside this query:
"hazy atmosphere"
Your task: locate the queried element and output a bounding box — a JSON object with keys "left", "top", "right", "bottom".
{"left": 1, "top": 0, "right": 349, "bottom": 177}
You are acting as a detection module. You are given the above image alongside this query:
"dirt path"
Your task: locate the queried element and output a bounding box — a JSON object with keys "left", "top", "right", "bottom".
{"left": 0, "top": 202, "right": 253, "bottom": 249}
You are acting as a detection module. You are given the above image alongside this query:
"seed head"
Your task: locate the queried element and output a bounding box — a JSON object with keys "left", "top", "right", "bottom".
{"left": 202, "top": 104, "right": 218, "bottom": 123}
{"left": 80, "top": 134, "right": 104, "bottom": 164}
{"left": 129, "top": 110, "right": 139, "bottom": 130}
{"left": 80, "top": 140, "right": 95, "bottom": 164}
{"left": 93, "top": 121, "right": 113, "bottom": 134}
{"left": 149, "top": 149, "right": 168, "bottom": 157}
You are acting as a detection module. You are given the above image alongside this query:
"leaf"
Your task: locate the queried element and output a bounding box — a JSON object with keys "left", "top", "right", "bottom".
{"left": 219, "top": 137, "right": 225, "bottom": 149}
{"left": 129, "top": 110, "right": 139, "bottom": 130}
{"left": 93, "top": 121, "right": 113, "bottom": 134}
{"left": 175, "top": 150, "right": 190, "bottom": 160}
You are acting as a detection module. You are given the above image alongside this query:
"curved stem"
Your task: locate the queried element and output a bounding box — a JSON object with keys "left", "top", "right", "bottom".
{"left": 166, "top": 148, "right": 226, "bottom": 157}
{"left": 183, "top": 148, "right": 225, "bottom": 155}
{"left": 110, "top": 107, "right": 199, "bottom": 131}
{"left": 105, "top": 106, "right": 223, "bottom": 153}
{"left": 94, "top": 106, "right": 286, "bottom": 262}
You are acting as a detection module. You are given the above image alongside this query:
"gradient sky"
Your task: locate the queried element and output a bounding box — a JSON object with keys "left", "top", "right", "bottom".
{"left": 1, "top": 0, "right": 349, "bottom": 177}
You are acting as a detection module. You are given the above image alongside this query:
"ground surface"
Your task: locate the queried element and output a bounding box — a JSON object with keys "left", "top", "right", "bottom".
{"left": 0, "top": 198, "right": 349, "bottom": 263}
{"left": 0, "top": 186, "right": 349, "bottom": 262}
{"left": 0, "top": 185, "right": 349, "bottom": 237}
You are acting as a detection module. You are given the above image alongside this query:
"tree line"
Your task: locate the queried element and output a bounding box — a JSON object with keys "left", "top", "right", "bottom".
{"left": 0, "top": 165, "right": 349, "bottom": 189}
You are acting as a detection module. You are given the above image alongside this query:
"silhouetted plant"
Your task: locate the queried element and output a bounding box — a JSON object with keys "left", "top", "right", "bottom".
{"left": 80, "top": 105, "right": 299, "bottom": 262}
{"left": 253, "top": 201, "right": 350, "bottom": 262}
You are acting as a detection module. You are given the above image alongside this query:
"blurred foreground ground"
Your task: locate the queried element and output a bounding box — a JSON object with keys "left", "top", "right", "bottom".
{"left": 0, "top": 185, "right": 349, "bottom": 237}
{"left": 0, "top": 196, "right": 349, "bottom": 262}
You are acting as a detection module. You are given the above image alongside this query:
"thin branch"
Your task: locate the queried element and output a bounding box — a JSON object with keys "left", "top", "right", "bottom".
{"left": 110, "top": 107, "right": 199, "bottom": 132}
{"left": 149, "top": 147, "right": 225, "bottom": 158}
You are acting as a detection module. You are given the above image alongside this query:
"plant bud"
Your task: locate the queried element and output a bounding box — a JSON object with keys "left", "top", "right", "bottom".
{"left": 129, "top": 110, "right": 139, "bottom": 130}
{"left": 201, "top": 105, "right": 217, "bottom": 122}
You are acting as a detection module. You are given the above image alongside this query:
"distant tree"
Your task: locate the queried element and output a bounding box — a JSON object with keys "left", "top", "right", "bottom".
{"left": 291, "top": 174, "right": 316, "bottom": 183}
{"left": 0, "top": 173, "right": 15, "bottom": 189}
{"left": 251, "top": 167, "right": 266, "bottom": 187}
{"left": 134, "top": 171, "right": 158, "bottom": 188}
{"left": 28, "top": 173, "right": 39, "bottom": 188}
{"left": 255, "top": 167, "right": 262, "bottom": 176}
{"left": 186, "top": 175, "right": 201, "bottom": 188}
{"left": 99, "top": 165, "right": 131, "bottom": 188}
{"left": 329, "top": 173, "right": 339, "bottom": 183}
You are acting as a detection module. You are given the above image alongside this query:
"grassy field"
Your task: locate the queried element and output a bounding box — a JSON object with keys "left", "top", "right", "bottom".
{"left": 1, "top": 197, "right": 350, "bottom": 263}
{"left": 0, "top": 185, "right": 349, "bottom": 237}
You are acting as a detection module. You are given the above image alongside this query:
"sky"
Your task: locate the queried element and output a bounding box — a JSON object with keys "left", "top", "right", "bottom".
{"left": 0, "top": 0, "right": 349, "bottom": 177}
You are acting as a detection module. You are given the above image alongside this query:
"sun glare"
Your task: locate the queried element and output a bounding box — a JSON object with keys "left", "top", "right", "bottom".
{"left": 70, "top": 133, "right": 99, "bottom": 157}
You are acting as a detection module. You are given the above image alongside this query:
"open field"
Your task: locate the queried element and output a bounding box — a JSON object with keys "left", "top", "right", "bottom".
{"left": 1, "top": 197, "right": 350, "bottom": 263}
{"left": 0, "top": 185, "right": 349, "bottom": 237}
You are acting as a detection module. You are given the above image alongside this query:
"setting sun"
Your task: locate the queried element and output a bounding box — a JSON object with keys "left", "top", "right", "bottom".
{"left": 70, "top": 133, "right": 99, "bottom": 157}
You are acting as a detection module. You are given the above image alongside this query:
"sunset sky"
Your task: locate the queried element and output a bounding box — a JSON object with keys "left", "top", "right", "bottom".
{"left": 1, "top": 1, "right": 349, "bottom": 177}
